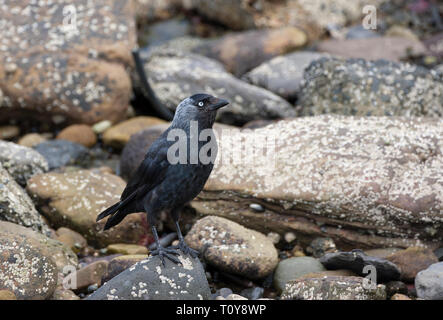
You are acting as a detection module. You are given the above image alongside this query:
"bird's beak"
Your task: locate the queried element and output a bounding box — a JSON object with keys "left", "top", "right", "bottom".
{"left": 209, "top": 98, "right": 229, "bottom": 111}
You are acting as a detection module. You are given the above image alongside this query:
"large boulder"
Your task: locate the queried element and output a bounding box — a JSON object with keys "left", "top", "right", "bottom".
{"left": 190, "top": 115, "right": 443, "bottom": 250}
{"left": 185, "top": 216, "right": 278, "bottom": 279}
{"left": 0, "top": 140, "right": 48, "bottom": 186}
{"left": 298, "top": 58, "right": 443, "bottom": 117}
{"left": 26, "top": 168, "right": 150, "bottom": 247}
{"left": 86, "top": 253, "right": 211, "bottom": 300}
{"left": 144, "top": 50, "right": 296, "bottom": 125}
{"left": 0, "top": 164, "right": 50, "bottom": 234}
{"left": 0, "top": 0, "right": 136, "bottom": 125}
{"left": 415, "top": 262, "right": 443, "bottom": 300}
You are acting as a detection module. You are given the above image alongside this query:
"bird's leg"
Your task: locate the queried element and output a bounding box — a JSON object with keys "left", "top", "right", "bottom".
{"left": 172, "top": 221, "right": 199, "bottom": 258}
{"left": 150, "top": 225, "right": 181, "bottom": 266}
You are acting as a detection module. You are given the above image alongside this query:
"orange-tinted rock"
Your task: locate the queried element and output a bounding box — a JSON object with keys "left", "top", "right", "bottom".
{"left": 56, "top": 124, "right": 97, "bottom": 148}
{"left": 0, "top": 0, "right": 136, "bottom": 125}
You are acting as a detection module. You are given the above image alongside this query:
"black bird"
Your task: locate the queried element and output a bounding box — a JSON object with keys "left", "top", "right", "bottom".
{"left": 96, "top": 93, "right": 229, "bottom": 265}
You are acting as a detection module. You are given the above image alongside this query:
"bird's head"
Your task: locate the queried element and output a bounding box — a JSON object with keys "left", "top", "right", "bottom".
{"left": 172, "top": 93, "right": 229, "bottom": 128}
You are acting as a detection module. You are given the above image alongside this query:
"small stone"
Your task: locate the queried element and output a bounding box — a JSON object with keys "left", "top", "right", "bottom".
{"left": 391, "top": 293, "right": 411, "bottom": 300}
{"left": 0, "top": 125, "right": 19, "bottom": 140}
{"left": 102, "top": 117, "right": 167, "bottom": 149}
{"left": 55, "top": 227, "right": 88, "bottom": 253}
{"left": 284, "top": 232, "right": 296, "bottom": 243}
{"left": 103, "top": 254, "right": 149, "bottom": 283}
{"left": 33, "top": 139, "right": 89, "bottom": 170}
{"left": 0, "top": 290, "right": 17, "bottom": 300}
{"left": 434, "top": 248, "right": 443, "bottom": 261}
{"left": 185, "top": 216, "right": 278, "bottom": 279}
{"left": 92, "top": 120, "right": 112, "bottom": 134}
{"left": 273, "top": 256, "right": 326, "bottom": 293}
{"left": 74, "top": 261, "right": 109, "bottom": 292}
{"left": 50, "top": 288, "right": 80, "bottom": 300}
{"left": 306, "top": 237, "right": 337, "bottom": 258}
{"left": 226, "top": 294, "right": 248, "bottom": 300}
{"left": 385, "top": 26, "right": 419, "bottom": 42}
{"left": 106, "top": 243, "right": 149, "bottom": 255}
{"left": 240, "top": 287, "right": 264, "bottom": 300}
{"left": 267, "top": 232, "right": 280, "bottom": 244}
{"left": 18, "top": 133, "right": 48, "bottom": 148}
{"left": 386, "top": 247, "right": 438, "bottom": 282}
{"left": 249, "top": 203, "right": 264, "bottom": 212}
{"left": 56, "top": 124, "right": 97, "bottom": 148}
{"left": 386, "top": 281, "right": 408, "bottom": 298}
{"left": 218, "top": 287, "right": 233, "bottom": 298}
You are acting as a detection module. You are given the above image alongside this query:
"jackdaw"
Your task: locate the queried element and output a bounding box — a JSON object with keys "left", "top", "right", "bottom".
{"left": 96, "top": 93, "right": 229, "bottom": 265}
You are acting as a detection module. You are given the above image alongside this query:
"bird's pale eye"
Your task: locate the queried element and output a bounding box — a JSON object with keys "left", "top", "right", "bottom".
{"left": 198, "top": 101, "right": 204, "bottom": 107}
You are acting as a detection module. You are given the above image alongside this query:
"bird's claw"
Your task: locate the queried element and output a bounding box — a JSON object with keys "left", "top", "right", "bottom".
{"left": 150, "top": 246, "right": 181, "bottom": 266}
{"left": 172, "top": 241, "right": 200, "bottom": 258}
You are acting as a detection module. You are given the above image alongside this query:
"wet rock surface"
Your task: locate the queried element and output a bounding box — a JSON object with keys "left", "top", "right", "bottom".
{"left": 185, "top": 216, "right": 278, "bottom": 279}
{"left": 299, "top": 57, "right": 443, "bottom": 117}
{"left": 319, "top": 250, "right": 401, "bottom": 282}
{"left": 86, "top": 253, "right": 211, "bottom": 300}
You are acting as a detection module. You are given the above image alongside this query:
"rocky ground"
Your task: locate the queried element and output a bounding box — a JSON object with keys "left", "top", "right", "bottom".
{"left": 0, "top": 0, "right": 442, "bottom": 300}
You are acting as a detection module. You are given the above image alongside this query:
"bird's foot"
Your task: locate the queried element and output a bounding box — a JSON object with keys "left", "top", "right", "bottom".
{"left": 150, "top": 246, "right": 181, "bottom": 266}
{"left": 172, "top": 241, "right": 199, "bottom": 258}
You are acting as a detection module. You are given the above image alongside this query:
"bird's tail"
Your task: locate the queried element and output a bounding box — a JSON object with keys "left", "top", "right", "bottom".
{"left": 96, "top": 191, "right": 137, "bottom": 230}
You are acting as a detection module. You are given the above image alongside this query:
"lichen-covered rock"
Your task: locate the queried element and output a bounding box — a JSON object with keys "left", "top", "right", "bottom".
{"left": 319, "top": 250, "right": 401, "bottom": 282}
{"left": 0, "top": 0, "right": 136, "bottom": 125}
{"left": 0, "top": 237, "right": 58, "bottom": 300}
{"left": 386, "top": 247, "right": 439, "bottom": 282}
{"left": 190, "top": 115, "right": 443, "bottom": 250}
{"left": 0, "top": 221, "right": 78, "bottom": 272}
{"left": 242, "top": 51, "right": 329, "bottom": 101}
{"left": 56, "top": 124, "right": 97, "bottom": 148}
{"left": 0, "top": 140, "right": 48, "bottom": 186}
{"left": 0, "top": 164, "right": 50, "bottom": 234}
{"left": 119, "top": 125, "right": 168, "bottom": 181}
{"left": 26, "top": 168, "right": 150, "bottom": 247}
{"left": 102, "top": 117, "right": 167, "bottom": 149}
{"left": 86, "top": 253, "right": 211, "bottom": 300}
{"left": 299, "top": 58, "right": 443, "bottom": 117}
{"left": 144, "top": 50, "right": 296, "bottom": 125}
{"left": 273, "top": 257, "right": 326, "bottom": 292}
{"left": 33, "top": 140, "right": 89, "bottom": 170}
{"left": 191, "top": 27, "right": 307, "bottom": 77}
{"left": 317, "top": 37, "right": 426, "bottom": 62}
{"left": 281, "top": 276, "right": 387, "bottom": 300}
{"left": 185, "top": 216, "right": 278, "bottom": 279}
{"left": 415, "top": 262, "right": 443, "bottom": 300}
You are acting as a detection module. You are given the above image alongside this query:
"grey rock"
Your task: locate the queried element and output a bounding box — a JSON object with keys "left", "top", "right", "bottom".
{"left": 319, "top": 250, "right": 401, "bottom": 282}
{"left": 33, "top": 140, "right": 89, "bottom": 170}
{"left": 299, "top": 57, "right": 443, "bottom": 117}
{"left": 415, "top": 262, "right": 443, "bottom": 300}
{"left": 144, "top": 50, "right": 296, "bottom": 125}
{"left": 306, "top": 237, "right": 337, "bottom": 258}
{"left": 0, "top": 140, "right": 48, "bottom": 186}
{"left": 0, "top": 164, "right": 50, "bottom": 234}
{"left": 345, "top": 25, "right": 380, "bottom": 39}
{"left": 242, "top": 51, "right": 329, "bottom": 102}
{"left": 273, "top": 256, "right": 326, "bottom": 293}
{"left": 434, "top": 248, "right": 443, "bottom": 261}
{"left": 86, "top": 253, "right": 211, "bottom": 300}
{"left": 281, "top": 276, "right": 387, "bottom": 300}
{"left": 385, "top": 281, "right": 408, "bottom": 298}
{"left": 240, "top": 287, "right": 264, "bottom": 300}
